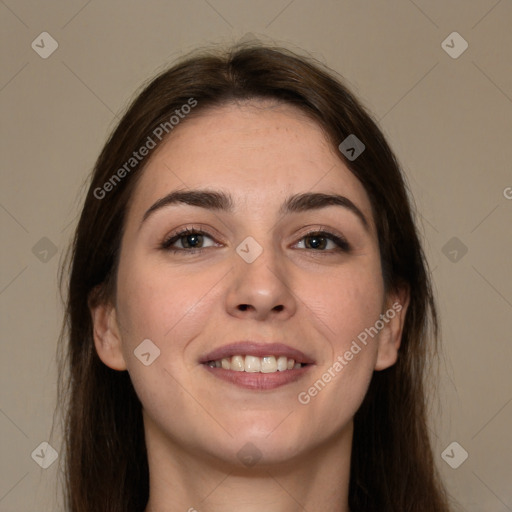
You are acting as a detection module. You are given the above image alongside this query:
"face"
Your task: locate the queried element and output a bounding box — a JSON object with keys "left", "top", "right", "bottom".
{"left": 92, "top": 100, "right": 407, "bottom": 468}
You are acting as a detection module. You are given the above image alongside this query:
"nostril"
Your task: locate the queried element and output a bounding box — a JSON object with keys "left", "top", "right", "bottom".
{"left": 237, "top": 304, "right": 284, "bottom": 312}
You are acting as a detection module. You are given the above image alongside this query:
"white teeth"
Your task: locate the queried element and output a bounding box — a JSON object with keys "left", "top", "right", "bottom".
{"left": 277, "top": 356, "right": 288, "bottom": 371}
{"left": 205, "top": 355, "right": 305, "bottom": 373}
{"left": 261, "top": 356, "right": 277, "bottom": 373}
{"left": 245, "top": 355, "right": 261, "bottom": 372}
{"left": 231, "top": 355, "right": 244, "bottom": 371}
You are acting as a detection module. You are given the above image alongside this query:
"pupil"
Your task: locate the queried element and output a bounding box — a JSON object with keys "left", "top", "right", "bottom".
{"left": 185, "top": 234, "right": 202, "bottom": 248}
{"left": 307, "top": 236, "right": 325, "bottom": 250}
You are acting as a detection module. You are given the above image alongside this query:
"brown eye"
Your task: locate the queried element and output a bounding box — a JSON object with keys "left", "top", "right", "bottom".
{"left": 161, "top": 229, "right": 217, "bottom": 253}
{"left": 296, "top": 231, "right": 350, "bottom": 252}
{"left": 304, "top": 234, "right": 329, "bottom": 250}
{"left": 179, "top": 233, "right": 204, "bottom": 249}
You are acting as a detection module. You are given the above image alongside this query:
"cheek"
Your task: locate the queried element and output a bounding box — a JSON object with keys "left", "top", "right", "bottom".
{"left": 293, "top": 259, "right": 383, "bottom": 426}
{"left": 300, "top": 259, "right": 385, "bottom": 354}
{"left": 114, "top": 253, "right": 222, "bottom": 365}
{"left": 112, "top": 256, "right": 237, "bottom": 451}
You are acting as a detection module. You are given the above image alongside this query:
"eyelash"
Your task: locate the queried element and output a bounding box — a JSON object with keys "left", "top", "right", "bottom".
{"left": 160, "top": 226, "right": 351, "bottom": 255}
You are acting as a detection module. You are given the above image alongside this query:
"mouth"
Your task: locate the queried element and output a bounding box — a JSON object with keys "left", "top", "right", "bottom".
{"left": 199, "top": 342, "right": 315, "bottom": 390}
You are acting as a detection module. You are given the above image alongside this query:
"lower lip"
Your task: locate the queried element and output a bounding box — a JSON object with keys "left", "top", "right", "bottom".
{"left": 202, "top": 364, "right": 312, "bottom": 390}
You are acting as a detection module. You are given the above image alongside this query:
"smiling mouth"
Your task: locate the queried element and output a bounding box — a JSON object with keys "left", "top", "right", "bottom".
{"left": 203, "top": 355, "right": 308, "bottom": 373}
{"left": 199, "top": 342, "right": 314, "bottom": 389}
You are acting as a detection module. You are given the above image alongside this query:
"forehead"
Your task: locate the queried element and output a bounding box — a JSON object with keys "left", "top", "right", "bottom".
{"left": 127, "top": 100, "right": 374, "bottom": 224}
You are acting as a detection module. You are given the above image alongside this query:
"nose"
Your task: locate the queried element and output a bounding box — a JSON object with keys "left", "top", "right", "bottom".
{"left": 225, "top": 244, "right": 297, "bottom": 321}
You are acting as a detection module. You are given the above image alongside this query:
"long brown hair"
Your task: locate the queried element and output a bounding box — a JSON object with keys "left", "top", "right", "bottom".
{"left": 56, "top": 44, "right": 451, "bottom": 511}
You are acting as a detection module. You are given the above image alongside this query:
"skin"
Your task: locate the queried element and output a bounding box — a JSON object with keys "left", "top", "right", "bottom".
{"left": 91, "top": 100, "right": 409, "bottom": 512}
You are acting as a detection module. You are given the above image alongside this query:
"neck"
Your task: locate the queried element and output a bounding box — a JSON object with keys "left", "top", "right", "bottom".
{"left": 143, "top": 417, "right": 353, "bottom": 512}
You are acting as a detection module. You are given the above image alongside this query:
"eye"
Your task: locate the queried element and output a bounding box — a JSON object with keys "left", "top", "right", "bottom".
{"left": 160, "top": 227, "right": 350, "bottom": 255}
{"left": 295, "top": 230, "right": 350, "bottom": 252}
{"left": 161, "top": 228, "right": 218, "bottom": 253}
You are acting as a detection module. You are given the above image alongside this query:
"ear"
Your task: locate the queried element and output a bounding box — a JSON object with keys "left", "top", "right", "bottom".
{"left": 90, "top": 297, "right": 127, "bottom": 371}
{"left": 374, "top": 286, "right": 410, "bottom": 371}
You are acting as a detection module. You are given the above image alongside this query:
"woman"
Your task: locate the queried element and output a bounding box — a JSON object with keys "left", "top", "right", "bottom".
{"left": 56, "top": 44, "right": 451, "bottom": 511}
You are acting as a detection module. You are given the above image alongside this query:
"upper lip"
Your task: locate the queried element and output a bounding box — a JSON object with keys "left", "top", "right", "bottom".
{"left": 200, "top": 342, "right": 315, "bottom": 364}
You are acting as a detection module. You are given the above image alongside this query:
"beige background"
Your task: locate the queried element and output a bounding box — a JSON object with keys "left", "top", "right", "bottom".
{"left": 1, "top": 1, "right": 511, "bottom": 510}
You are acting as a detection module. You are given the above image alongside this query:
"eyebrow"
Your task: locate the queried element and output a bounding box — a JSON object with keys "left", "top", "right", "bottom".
{"left": 141, "top": 189, "right": 369, "bottom": 229}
